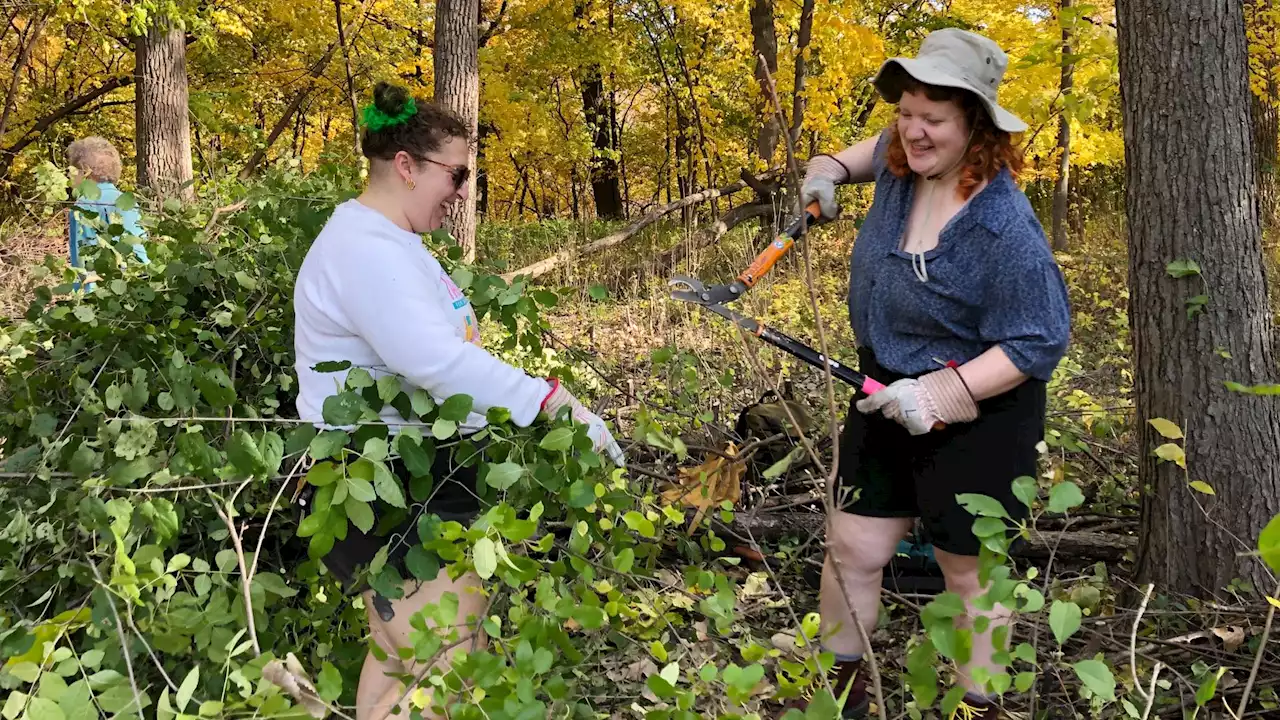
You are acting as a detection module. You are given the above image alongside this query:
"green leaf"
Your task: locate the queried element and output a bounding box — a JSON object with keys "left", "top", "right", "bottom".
{"left": 1154, "top": 442, "right": 1187, "bottom": 469}
{"left": 762, "top": 447, "right": 803, "bottom": 480}
{"left": 373, "top": 462, "right": 406, "bottom": 508}
{"left": 405, "top": 545, "right": 441, "bottom": 581}
{"left": 588, "top": 285, "right": 608, "bottom": 301}
{"left": 258, "top": 431, "right": 284, "bottom": 475}
{"left": 622, "top": 511, "right": 657, "bottom": 538}
{"left": 1189, "top": 480, "right": 1215, "bottom": 495}
{"left": 376, "top": 376, "right": 401, "bottom": 404}
{"left": 345, "top": 368, "right": 374, "bottom": 389}
{"left": 69, "top": 446, "right": 98, "bottom": 479}
{"left": 1012, "top": 476, "right": 1037, "bottom": 508}
{"left": 473, "top": 537, "right": 497, "bottom": 579}
{"left": 176, "top": 666, "right": 198, "bottom": 711}
{"left": 1148, "top": 418, "right": 1183, "bottom": 440}
{"left": 1049, "top": 601, "right": 1082, "bottom": 645}
{"left": 312, "top": 360, "right": 352, "bottom": 373}
{"left": 486, "top": 462, "right": 523, "bottom": 491}
{"left": 1047, "top": 482, "right": 1085, "bottom": 514}
{"left": 1166, "top": 258, "right": 1202, "bottom": 278}
{"left": 613, "top": 548, "right": 635, "bottom": 573}
{"left": 285, "top": 425, "right": 318, "bottom": 457}
{"left": 30, "top": 413, "right": 56, "bottom": 438}
{"left": 411, "top": 389, "right": 434, "bottom": 417}
{"left": 345, "top": 498, "right": 375, "bottom": 534}
{"left": 439, "top": 395, "right": 474, "bottom": 422}
{"left": 398, "top": 435, "right": 433, "bottom": 478}
{"left": 233, "top": 270, "right": 257, "bottom": 290}
{"left": 955, "top": 493, "right": 1010, "bottom": 519}
{"left": 317, "top": 662, "right": 342, "bottom": 703}
{"left": 1257, "top": 513, "right": 1280, "bottom": 574}
{"left": 1014, "top": 672, "right": 1035, "bottom": 692}
{"left": 115, "top": 192, "right": 136, "bottom": 211}
{"left": 363, "top": 437, "right": 389, "bottom": 463}
{"left": 1072, "top": 659, "right": 1116, "bottom": 701}
{"left": 432, "top": 418, "right": 457, "bottom": 440}
{"left": 322, "top": 392, "right": 364, "bottom": 426}
{"left": 227, "top": 430, "right": 267, "bottom": 476}
{"left": 540, "top": 427, "right": 575, "bottom": 452}
{"left": 1196, "top": 667, "right": 1225, "bottom": 706}
{"left": 253, "top": 573, "right": 296, "bottom": 598}
{"left": 346, "top": 476, "right": 377, "bottom": 504}
{"left": 306, "top": 462, "right": 341, "bottom": 487}
{"left": 309, "top": 430, "right": 348, "bottom": 460}
{"left": 971, "top": 517, "right": 1007, "bottom": 539}
{"left": 25, "top": 698, "right": 64, "bottom": 720}
{"left": 572, "top": 605, "right": 608, "bottom": 630}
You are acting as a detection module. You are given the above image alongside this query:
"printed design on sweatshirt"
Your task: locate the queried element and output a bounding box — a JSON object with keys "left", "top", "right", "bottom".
{"left": 440, "top": 270, "right": 482, "bottom": 345}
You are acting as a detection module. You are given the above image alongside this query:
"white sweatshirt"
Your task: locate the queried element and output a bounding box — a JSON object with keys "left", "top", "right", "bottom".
{"left": 293, "top": 200, "right": 550, "bottom": 433}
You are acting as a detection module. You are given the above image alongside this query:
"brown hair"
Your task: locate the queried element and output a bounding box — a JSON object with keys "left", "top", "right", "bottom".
{"left": 884, "top": 78, "right": 1024, "bottom": 199}
{"left": 361, "top": 81, "right": 470, "bottom": 162}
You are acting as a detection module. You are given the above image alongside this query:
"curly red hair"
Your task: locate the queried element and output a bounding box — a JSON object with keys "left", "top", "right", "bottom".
{"left": 884, "top": 78, "right": 1024, "bottom": 200}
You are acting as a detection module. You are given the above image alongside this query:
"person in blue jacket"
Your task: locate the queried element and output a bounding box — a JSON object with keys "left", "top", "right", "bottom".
{"left": 66, "top": 137, "right": 149, "bottom": 280}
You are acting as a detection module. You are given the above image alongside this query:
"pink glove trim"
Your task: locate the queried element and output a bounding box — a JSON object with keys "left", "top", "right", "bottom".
{"left": 540, "top": 378, "right": 560, "bottom": 411}
{"left": 862, "top": 377, "right": 887, "bottom": 394}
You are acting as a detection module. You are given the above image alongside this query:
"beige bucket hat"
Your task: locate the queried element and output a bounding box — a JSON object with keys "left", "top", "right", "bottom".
{"left": 872, "top": 28, "right": 1027, "bottom": 133}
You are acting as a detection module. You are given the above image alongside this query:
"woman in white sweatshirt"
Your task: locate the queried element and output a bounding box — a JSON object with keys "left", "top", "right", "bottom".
{"left": 293, "top": 81, "right": 625, "bottom": 719}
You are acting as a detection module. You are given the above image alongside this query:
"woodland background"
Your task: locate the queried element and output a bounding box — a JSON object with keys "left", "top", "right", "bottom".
{"left": 0, "top": 0, "right": 1279, "bottom": 719}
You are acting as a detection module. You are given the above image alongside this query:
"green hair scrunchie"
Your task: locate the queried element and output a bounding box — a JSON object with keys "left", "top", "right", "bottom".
{"left": 361, "top": 97, "right": 418, "bottom": 132}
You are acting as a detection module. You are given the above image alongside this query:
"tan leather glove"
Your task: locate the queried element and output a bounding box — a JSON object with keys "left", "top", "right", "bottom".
{"left": 855, "top": 367, "right": 978, "bottom": 435}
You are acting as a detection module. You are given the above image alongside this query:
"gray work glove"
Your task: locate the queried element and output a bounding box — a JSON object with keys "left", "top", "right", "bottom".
{"left": 800, "top": 154, "right": 848, "bottom": 221}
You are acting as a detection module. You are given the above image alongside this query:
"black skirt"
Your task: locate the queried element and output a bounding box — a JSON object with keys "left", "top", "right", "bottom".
{"left": 320, "top": 441, "right": 484, "bottom": 588}
{"left": 836, "top": 348, "right": 1047, "bottom": 556}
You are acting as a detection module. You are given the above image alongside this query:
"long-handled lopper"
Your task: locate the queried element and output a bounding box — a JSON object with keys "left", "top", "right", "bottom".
{"left": 668, "top": 201, "right": 886, "bottom": 397}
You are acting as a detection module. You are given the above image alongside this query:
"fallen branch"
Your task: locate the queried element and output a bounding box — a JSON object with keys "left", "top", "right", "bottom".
{"left": 501, "top": 170, "right": 781, "bottom": 282}
{"left": 630, "top": 199, "right": 776, "bottom": 280}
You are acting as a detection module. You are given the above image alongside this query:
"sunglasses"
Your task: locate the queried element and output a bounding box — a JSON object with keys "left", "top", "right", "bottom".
{"left": 421, "top": 157, "right": 470, "bottom": 190}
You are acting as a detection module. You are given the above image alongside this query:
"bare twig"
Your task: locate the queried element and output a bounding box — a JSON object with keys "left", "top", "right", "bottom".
{"left": 1235, "top": 579, "right": 1280, "bottom": 717}
{"left": 759, "top": 53, "right": 887, "bottom": 720}
{"left": 1132, "top": 583, "right": 1155, "bottom": 700}
{"left": 89, "top": 562, "right": 144, "bottom": 715}
{"left": 208, "top": 489, "right": 261, "bottom": 656}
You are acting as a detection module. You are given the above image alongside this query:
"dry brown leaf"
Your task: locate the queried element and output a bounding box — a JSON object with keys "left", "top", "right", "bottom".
{"left": 659, "top": 444, "right": 746, "bottom": 534}
{"left": 1211, "top": 625, "right": 1245, "bottom": 652}
{"left": 262, "top": 652, "right": 328, "bottom": 719}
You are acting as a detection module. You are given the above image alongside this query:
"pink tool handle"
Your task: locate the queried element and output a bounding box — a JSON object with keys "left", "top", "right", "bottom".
{"left": 861, "top": 377, "right": 887, "bottom": 394}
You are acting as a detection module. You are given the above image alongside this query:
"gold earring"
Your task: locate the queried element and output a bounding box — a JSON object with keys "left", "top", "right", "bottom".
{"left": 406, "top": 178, "right": 416, "bottom": 190}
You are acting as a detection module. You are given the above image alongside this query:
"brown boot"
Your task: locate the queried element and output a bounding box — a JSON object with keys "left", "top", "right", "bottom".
{"left": 778, "top": 659, "right": 869, "bottom": 718}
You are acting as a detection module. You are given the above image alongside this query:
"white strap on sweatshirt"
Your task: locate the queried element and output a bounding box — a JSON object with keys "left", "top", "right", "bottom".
{"left": 293, "top": 200, "right": 549, "bottom": 433}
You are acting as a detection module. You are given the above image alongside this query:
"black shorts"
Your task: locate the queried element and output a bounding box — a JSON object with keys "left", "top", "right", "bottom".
{"left": 321, "top": 439, "right": 484, "bottom": 587}
{"left": 836, "top": 349, "right": 1046, "bottom": 556}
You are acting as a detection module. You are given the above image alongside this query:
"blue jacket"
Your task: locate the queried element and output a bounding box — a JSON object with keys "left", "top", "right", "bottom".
{"left": 69, "top": 181, "right": 150, "bottom": 266}
{"left": 848, "top": 129, "right": 1071, "bottom": 382}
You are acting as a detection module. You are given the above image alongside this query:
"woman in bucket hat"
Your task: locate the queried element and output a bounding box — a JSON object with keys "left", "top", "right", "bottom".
{"left": 793, "top": 28, "right": 1071, "bottom": 718}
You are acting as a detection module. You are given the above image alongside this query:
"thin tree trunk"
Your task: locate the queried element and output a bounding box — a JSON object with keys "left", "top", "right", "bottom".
{"left": 0, "top": 10, "right": 51, "bottom": 143}
{"left": 750, "top": 0, "right": 780, "bottom": 184}
{"left": 434, "top": 0, "right": 480, "bottom": 261}
{"left": 1118, "top": 0, "right": 1280, "bottom": 596}
{"left": 135, "top": 15, "right": 194, "bottom": 201}
{"left": 1247, "top": 0, "right": 1279, "bottom": 228}
{"left": 788, "top": 0, "right": 815, "bottom": 146}
{"left": 334, "top": 0, "right": 362, "bottom": 157}
{"left": 1052, "top": 0, "right": 1075, "bottom": 251}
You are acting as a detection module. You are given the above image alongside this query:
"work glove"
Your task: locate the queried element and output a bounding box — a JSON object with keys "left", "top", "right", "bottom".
{"left": 541, "top": 379, "right": 627, "bottom": 467}
{"left": 800, "top": 154, "right": 848, "bottom": 221}
{"left": 855, "top": 367, "right": 978, "bottom": 436}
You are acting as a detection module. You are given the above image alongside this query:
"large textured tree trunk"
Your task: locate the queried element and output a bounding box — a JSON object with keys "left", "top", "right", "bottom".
{"left": 434, "top": 0, "right": 479, "bottom": 261}
{"left": 135, "top": 16, "right": 194, "bottom": 201}
{"left": 1051, "top": 0, "right": 1074, "bottom": 252}
{"left": 1119, "top": 0, "right": 1280, "bottom": 596}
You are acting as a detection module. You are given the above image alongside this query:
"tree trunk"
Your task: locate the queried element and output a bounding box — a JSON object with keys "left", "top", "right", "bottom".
{"left": 749, "top": 0, "right": 780, "bottom": 166}
{"left": 434, "top": 0, "right": 479, "bottom": 261}
{"left": 1254, "top": 93, "right": 1279, "bottom": 226}
{"left": 333, "top": 0, "right": 362, "bottom": 157}
{"left": 135, "top": 16, "right": 194, "bottom": 201}
{"left": 787, "top": 0, "right": 815, "bottom": 146}
{"left": 1118, "top": 0, "right": 1280, "bottom": 596}
{"left": 0, "top": 10, "right": 51, "bottom": 143}
{"left": 582, "top": 68, "right": 624, "bottom": 220}
{"left": 1052, "top": 0, "right": 1074, "bottom": 252}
